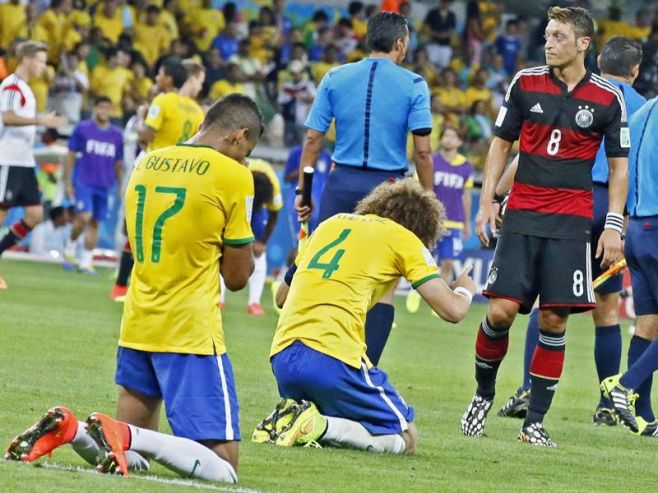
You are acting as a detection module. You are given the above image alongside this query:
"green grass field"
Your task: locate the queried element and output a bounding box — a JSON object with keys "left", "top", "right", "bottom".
{"left": 0, "top": 259, "right": 656, "bottom": 493}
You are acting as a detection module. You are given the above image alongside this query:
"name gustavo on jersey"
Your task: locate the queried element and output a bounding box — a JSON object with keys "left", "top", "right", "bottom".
{"left": 137, "top": 154, "right": 210, "bottom": 176}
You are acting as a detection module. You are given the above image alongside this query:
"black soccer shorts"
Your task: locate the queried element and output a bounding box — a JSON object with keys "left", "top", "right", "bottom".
{"left": 0, "top": 165, "right": 41, "bottom": 209}
{"left": 483, "top": 232, "right": 597, "bottom": 314}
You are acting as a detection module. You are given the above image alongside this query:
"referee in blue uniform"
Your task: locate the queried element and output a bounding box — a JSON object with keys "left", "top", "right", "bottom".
{"left": 294, "top": 12, "right": 434, "bottom": 366}
{"left": 605, "top": 95, "right": 658, "bottom": 436}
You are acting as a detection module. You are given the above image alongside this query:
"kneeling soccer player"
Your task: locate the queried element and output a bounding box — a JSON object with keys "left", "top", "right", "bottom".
{"left": 5, "top": 94, "right": 263, "bottom": 482}
{"left": 254, "top": 179, "right": 477, "bottom": 453}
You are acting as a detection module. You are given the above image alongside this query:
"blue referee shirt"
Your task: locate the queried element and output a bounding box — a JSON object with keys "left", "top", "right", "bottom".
{"left": 591, "top": 79, "right": 646, "bottom": 184}
{"left": 628, "top": 96, "right": 658, "bottom": 217}
{"left": 305, "top": 57, "right": 432, "bottom": 171}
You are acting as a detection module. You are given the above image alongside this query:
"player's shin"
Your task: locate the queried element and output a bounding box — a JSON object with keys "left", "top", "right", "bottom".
{"left": 475, "top": 317, "right": 510, "bottom": 399}
{"left": 627, "top": 335, "right": 656, "bottom": 422}
{"left": 322, "top": 417, "right": 406, "bottom": 454}
{"left": 128, "top": 426, "right": 237, "bottom": 483}
{"left": 71, "top": 421, "right": 149, "bottom": 470}
{"left": 525, "top": 329, "right": 565, "bottom": 425}
{"left": 0, "top": 220, "right": 32, "bottom": 256}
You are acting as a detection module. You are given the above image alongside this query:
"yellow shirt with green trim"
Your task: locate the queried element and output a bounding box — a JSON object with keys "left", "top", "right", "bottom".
{"left": 270, "top": 213, "right": 439, "bottom": 369}
{"left": 144, "top": 92, "right": 205, "bottom": 152}
{"left": 248, "top": 158, "right": 282, "bottom": 212}
{"left": 120, "top": 143, "right": 255, "bottom": 355}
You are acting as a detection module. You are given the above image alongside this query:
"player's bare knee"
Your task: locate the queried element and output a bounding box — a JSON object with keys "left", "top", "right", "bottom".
{"left": 402, "top": 422, "right": 417, "bottom": 455}
{"left": 23, "top": 205, "right": 43, "bottom": 227}
{"left": 592, "top": 293, "right": 619, "bottom": 326}
{"left": 635, "top": 315, "right": 658, "bottom": 340}
{"left": 539, "top": 308, "right": 569, "bottom": 332}
{"left": 487, "top": 302, "right": 517, "bottom": 328}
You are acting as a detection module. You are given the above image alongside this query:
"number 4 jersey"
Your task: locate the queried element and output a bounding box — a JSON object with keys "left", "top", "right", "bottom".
{"left": 120, "top": 143, "right": 255, "bottom": 355}
{"left": 270, "top": 213, "right": 440, "bottom": 369}
{"left": 495, "top": 66, "right": 630, "bottom": 241}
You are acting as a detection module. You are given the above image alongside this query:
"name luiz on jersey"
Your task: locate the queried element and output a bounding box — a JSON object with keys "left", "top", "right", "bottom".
{"left": 136, "top": 154, "right": 210, "bottom": 175}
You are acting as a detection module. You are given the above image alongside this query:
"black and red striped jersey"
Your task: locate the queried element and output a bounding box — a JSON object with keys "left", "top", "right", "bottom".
{"left": 494, "top": 65, "right": 630, "bottom": 241}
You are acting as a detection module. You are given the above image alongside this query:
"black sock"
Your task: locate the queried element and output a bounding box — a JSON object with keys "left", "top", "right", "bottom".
{"left": 0, "top": 220, "right": 31, "bottom": 255}
{"left": 364, "top": 303, "right": 394, "bottom": 366}
{"left": 116, "top": 250, "right": 134, "bottom": 287}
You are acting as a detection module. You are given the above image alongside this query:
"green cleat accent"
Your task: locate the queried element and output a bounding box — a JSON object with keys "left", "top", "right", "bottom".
{"left": 275, "top": 401, "right": 327, "bottom": 447}
{"left": 592, "top": 406, "right": 618, "bottom": 426}
{"left": 498, "top": 387, "right": 530, "bottom": 419}
{"left": 635, "top": 417, "right": 658, "bottom": 437}
{"left": 601, "top": 374, "right": 639, "bottom": 432}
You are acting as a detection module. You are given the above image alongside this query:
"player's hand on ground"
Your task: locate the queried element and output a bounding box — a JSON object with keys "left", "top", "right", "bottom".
{"left": 596, "top": 229, "right": 623, "bottom": 269}
{"left": 475, "top": 201, "right": 498, "bottom": 247}
{"left": 294, "top": 194, "right": 313, "bottom": 223}
{"left": 65, "top": 182, "right": 75, "bottom": 200}
{"left": 451, "top": 265, "right": 476, "bottom": 295}
{"left": 39, "top": 112, "right": 67, "bottom": 128}
{"left": 253, "top": 240, "right": 266, "bottom": 257}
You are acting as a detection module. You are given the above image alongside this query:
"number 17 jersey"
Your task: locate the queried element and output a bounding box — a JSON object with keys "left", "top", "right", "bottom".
{"left": 270, "top": 213, "right": 440, "bottom": 369}
{"left": 120, "top": 143, "right": 255, "bottom": 355}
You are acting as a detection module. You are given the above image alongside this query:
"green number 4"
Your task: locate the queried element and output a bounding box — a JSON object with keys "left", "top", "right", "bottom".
{"left": 134, "top": 185, "right": 186, "bottom": 263}
{"left": 308, "top": 228, "right": 351, "bottom": 278}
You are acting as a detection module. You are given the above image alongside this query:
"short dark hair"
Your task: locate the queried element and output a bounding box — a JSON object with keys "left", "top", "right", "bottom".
{"left": 366, "top": 12, "right": 408, "bottom": 53}
{"left": 349, "top": 1, "right": 363, "bottom": 16}
{"left": 94, "top": 95, "right": 112, "bottom": 106}
{"left": 161, "top": 58, "right": 188, "bottom": 89}
{"left": 312, "top": 9, "right": 329, "bottom": 23}
{"left": 547, "top": 6, "right": 594, "bottom": 39}
{"left": 202, "top": 94, "right": 264, "bottom": 141}
{"left": 440, "top": 124, "right": 463, "bottom": 140}
{"left": 49, "top": 206, "right": 65, "bottom": 223}
{"left": 599, "top": 36, "right": 643, "bottom": 77}
{"left": 252, "top": 170, "right": 274, "bottom": 210}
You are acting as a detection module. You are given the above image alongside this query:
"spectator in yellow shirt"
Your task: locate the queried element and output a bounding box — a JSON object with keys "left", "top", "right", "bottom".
{"left": 349, "top": 1, "right": 367, "bottom": 39}
{"left": 187, "top": 0, "right": 224, "bottom": 53}
{"left": 209, "top": 62, "right": 245, "bottom": 101}
{"left": 310, "top": 44, "right": 339, "bottom": 84}
{"left": 36, "top": 0, "right": 76, "bottom": 63}
{"left": 161, "top": 0, "right": 180, "bottom": 41}
{"left": 124, "top": 55, "right": 154, "bottom": 115}
{"left": 70, "top": 0, "right": 92, "bottom": 38}
{"left": 93, "top": 0, "right": 124, "bottom": 44}
{"left": 90, "top": 47, "right": 133, "bottom": 120}
{"left": 462, "top": 67, "right": 494, "bottom": 112}
{"left": 0, "top": 0, "right": 27, "bottom": 51}
{"left": 133, "top": 4, "right": 171, "bottom": 68}
{"left": 433, "top": 67, "right": 466, "bottom": 118}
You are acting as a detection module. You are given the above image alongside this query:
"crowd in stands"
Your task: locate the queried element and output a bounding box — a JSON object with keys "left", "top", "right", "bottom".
{"left": 0, "top": 0, "right": 657, "bottom": 162}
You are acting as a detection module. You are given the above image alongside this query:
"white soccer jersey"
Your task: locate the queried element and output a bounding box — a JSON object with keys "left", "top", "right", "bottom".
{"left": 0, "top": 74, "right": 37, "bottom": 167}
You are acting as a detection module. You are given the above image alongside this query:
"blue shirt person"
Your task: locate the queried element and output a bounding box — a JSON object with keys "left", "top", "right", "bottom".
{"left": 293, "top": 12, "right": 433, "bottom": 368}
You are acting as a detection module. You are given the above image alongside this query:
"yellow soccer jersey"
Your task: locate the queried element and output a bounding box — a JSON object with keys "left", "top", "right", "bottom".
{"left": 248, "top": 158, "right": 282, "bottom": 212}
{"left": 144, "top": 92, "right": 205, "bottom": 152}
{"left": 270, "top": 213, "right": 440, "bottom": 369}
{"left": 120, "top": 143, "right": 255, "bottom": 355}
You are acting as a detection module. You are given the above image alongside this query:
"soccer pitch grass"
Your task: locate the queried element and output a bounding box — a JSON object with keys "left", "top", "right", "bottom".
{"left": 1, "top": 259, "right": 656, "bottom": 493}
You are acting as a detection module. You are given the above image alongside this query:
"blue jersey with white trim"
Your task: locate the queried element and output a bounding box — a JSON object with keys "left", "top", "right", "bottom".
{"left": 628, "top": 96, "right": 658, "bottom": 217}
{"left": 591, "top": 79, "right": 646, "bottom": 184}
{"left": 305, "top": 58, "right": 432, "bottom": 171}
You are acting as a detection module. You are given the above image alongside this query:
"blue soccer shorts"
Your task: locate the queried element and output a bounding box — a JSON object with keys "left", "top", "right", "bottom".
{"left": 625, "top": 217, "right": 658, "bottom": 315}
{"left": 115, "top": 347, "right": 240, "bottom": 441}
{"left": 435, "top": 228, "right": 463, "bottom": 261}
{"left": 591, "top": 183, "right": 623, "bottom": 295}
{"left": 74, "top": 182, "right": 110, "bottom": 222}
{"left": 271, "top": 340, "right": 414, "bottom": 436}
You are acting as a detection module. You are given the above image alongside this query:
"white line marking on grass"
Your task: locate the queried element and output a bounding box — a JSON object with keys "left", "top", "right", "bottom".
{"left": 36, "top": 462, "right": 263, "bottom": 493}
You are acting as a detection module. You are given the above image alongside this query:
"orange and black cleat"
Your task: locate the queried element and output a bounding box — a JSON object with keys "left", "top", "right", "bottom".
{"left": 5, "top": 406, "right": 78, "bottom": 462}
{"left": 85, "top": 413, "right": 130, "bottom": 477}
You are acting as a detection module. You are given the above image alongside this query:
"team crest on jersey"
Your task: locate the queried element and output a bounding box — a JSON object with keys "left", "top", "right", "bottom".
{"left": 487, "top": 266, "right": 498, "bottom": 286}
{"left": 575, "top": 105, "right": 594, "bottom": 128}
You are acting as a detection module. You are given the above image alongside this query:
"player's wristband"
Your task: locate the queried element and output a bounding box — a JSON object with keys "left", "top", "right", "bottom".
{"left": 493, "top": 193, "right": 506, "bottom": 204}
{"left": 454, "top": 287, "right": 473, "bottom": 305}
{"left": 604, "top": 213, "right": 624, "bottom": 235}
{"left": 295, "top": 187, "right": 304, "bottom": 195}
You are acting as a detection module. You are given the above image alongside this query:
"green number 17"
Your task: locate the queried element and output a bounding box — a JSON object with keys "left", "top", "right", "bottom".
{"left": 134, "top": 185, "right": 186, "bottom": 263}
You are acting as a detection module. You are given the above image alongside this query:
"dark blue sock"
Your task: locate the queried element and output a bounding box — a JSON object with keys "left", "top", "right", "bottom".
{"left": 594, "top": 325, "right": 622, "bottom": 407}
{"left": 623, "top": 335, "right": 656, "bottom": 422}
{"left": 364, "top": 303, "right": 394, "bottom": 367}
{"left": 522, "top": 308, "right": 540, "bottom": 390}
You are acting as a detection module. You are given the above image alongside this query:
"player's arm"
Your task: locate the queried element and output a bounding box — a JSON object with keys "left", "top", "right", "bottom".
{"left": 115, "top": 159, "right": 125, "bottom": 200}
{"left": 495, "top": 153, "right": 519, "bottom": 198}
{"left": 2, "top": 110, "right": 65, "bottom": 128}
{"left": 138, "top": 125, "right": 156, "bottom": 148}
{"left": 275, "top": 263, "right": 297, "bottom": 308}
{"left": 416, "top": 266, "right": 476, "bottom": 323}
{"left": 477, "top": 137, "right": 513, "bottom": 246}
{"left": 139, "top": 98, "right": 164, "bottom": 148}
{"left": 221, "top": 244, "right": 254, "bottom": 291}
{"left": 412, "top": 133, "right": 433, "bottom": 190}
{"left": 63, "top": 150, "right": 77, "bottom": 199}
{"left": 463, "top": 184, "right": 473, "bottom": 239}
{"left": 409, "top": 78, "right": 434, "bottom": 190}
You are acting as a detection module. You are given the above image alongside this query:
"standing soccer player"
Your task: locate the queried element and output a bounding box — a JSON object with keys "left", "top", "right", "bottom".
{"left": 255, "top": 179, "right": 476, "bottom": 453}
{"left": 62, "top": 96, "right": 124, "bottom": 274}
{"left": 0, "top": 41, "right": 66, "bottom": 288}
{"left": 461, "top": 6, "right": 629, "bottom": 447}
{"left": 601, "top": 94, "right": 658, "bottom": 437}
{"left": 431, "top": 125, "right": 473, "bottom": 282}
{"left": 498, "top": 36, "right": 646, "bottom": 424}
{"left": 295, "top": 11, "right": 433, "bottom": 366}
{"left": 7, "top": 95, "right": 263, "bottom": 482}
{"left": 110, "top": 58, "right": 205, "bottom": 300}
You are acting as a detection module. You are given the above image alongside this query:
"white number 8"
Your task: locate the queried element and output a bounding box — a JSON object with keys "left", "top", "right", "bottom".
{"left": 547, "top": 129, "right": 561, "bottom": 156}
{"left": 572, "top": 269, "right": 584, "bottom": 297}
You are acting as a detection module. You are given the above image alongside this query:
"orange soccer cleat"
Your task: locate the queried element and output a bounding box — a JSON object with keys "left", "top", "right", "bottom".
{"left": 109, "top": 284, "right": 128, "bottom": 302}
{"left": 246, "top": 302, "right": 266, "bottom": 316}
{"left": 85, "top": 413, "right": 131, "bottom": 477}
{"left": 5, "top": 406, "right": 78, "bottom": 462}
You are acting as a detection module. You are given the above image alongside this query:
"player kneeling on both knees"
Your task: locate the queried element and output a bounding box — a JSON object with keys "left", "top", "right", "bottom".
{"left": 253, "top": 178, "right": 477, "bottom": 454}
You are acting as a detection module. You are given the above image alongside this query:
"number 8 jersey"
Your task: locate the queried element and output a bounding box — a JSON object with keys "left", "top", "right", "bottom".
{"left": 143, "top": 92, "right": 205, "bottom": 152}
{"left": 494, "top": 66, "right": 629, "bottom": 241}
{"left": 120, "top": 143, "right": 255, "bottom": 355}
{"left": 270, "top": 213, "right": 440, "bottom": 369}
